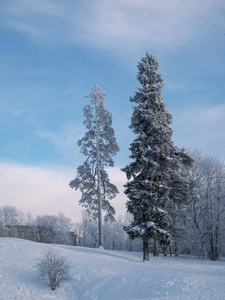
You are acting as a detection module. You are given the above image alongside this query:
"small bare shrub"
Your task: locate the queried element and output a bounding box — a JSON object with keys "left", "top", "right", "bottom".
{"left": 36, "top": 248, "right": 71, "bottom": 290}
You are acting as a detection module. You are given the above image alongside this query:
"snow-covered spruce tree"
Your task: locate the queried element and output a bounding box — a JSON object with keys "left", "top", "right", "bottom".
{"left": 122, "top": 51, "right": 193, "bottom": 261}
{"left": 69, "top": 85, "right": 119, "bottom": 248}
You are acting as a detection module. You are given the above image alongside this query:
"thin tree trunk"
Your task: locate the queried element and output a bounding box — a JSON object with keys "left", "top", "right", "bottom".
{"left": 143, "top": 240, "right": 149, "bottom": 261}
{"left": 162, "top": 245, "right": 167, "bottom": 256}
{"left": 174, "top": 240, "right": 178, "bottom": 257}
{"left": 153, "top": 239, "right": 159, "bottom": 257}
{"left": 95, "top": 99, "right": 103, "bottom": 248}
{"left": 129, "top": 239, "right": 132, "bottom": 252}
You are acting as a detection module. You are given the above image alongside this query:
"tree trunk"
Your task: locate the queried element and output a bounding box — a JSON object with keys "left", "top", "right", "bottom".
{"left": 162, "top": 245, "right": 167, "bottom": 256}
{"left": 174, "top": 240, "right": 178, "bottom": 257}
{"left": 153, "top": 239, "right": 159, "bottom": 257}
{"left": 143, "top": 240, "right": 149, "bottom": 261}
{"left": 129, "top": 239, "right": 132, "bottom": 252}
{"left": 95, "top": 99, "right": 103, "bottom": 248}
{"left": 169, "top": 243, "right": 172, "bottom": 256}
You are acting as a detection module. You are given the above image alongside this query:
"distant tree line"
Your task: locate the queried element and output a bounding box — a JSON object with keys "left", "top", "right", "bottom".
{"left": 0, "top": 207, "right": 73, "bottom": 245}
{"left": 1, "top": 152, "right": 225, "bottom": 261}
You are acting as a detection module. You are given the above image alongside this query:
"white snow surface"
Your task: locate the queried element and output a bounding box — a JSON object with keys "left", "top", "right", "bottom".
{"left": 0, "top": 238, "right": 225, "bottom": 300}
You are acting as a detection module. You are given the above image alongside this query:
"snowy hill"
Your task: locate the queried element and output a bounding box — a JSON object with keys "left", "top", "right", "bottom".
{"left": 0, "top": 238, "right": 225, "bottom": 300}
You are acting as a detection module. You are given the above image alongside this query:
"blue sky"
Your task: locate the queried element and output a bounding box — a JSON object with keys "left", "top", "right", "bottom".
{"left": 0, "top": 0, "right": 224, "bottom": 221}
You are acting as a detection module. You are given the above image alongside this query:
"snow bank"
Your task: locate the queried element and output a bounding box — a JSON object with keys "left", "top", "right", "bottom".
{"left": 0, "top": 238, "right": 225, "bottom": 299}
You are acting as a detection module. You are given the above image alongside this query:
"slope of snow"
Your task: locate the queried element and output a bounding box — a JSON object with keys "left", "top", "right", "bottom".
{"left": 0, "top": 238, "right": 225, "bottom": 300}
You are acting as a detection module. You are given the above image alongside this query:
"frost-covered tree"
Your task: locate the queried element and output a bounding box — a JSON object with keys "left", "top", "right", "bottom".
{"left": 188, "top": 150, "right": 225, "bottom": 260}
{"left": 77, "top": 210, "right": 98, "bottom": 248}
{"left": 103, "top": 215, "right": 128, "bottom": 250}
{"left": 70, "top": 85, "right": 119, "bottom": 247}
{"left": 166, "top": 161, "right": 191, "bottom": 256}
{"left": 0, "top": 205, "right": 24, "bottom": 229}
{"left": 122, "top": 51, "right": 192, "bottom": 261}
{"left": 35, "top": 213, "right": 72, "bottom": 244}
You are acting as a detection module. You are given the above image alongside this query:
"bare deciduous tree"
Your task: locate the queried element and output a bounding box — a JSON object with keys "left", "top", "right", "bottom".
{"left": 0, "top": 205, "right": 24, "bottom": 229}
{"left": 189, "top": 150, "right": 225, "bottom": 260}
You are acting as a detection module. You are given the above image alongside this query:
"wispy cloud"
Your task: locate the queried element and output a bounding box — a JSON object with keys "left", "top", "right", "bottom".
{"left": 0, "top": 99, "right": 26, "bottom": 117}
{"left": 0, "top": 161, "right": 81, "bottom": 220}
{"left": 1, "top": 0, "right": 224, "bottom": 52}
{"left": 0, "top": 0, "right": 70, "bottom": 44}
{"left": 165, "top": 80, "right": 208, "bottom": 92}
{"left": 36, "top": 121, "right": 84, "bottom": 161}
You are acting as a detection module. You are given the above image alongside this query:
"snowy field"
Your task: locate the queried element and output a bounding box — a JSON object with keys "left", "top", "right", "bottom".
{"left": 0, "top": 238, "right": 225, "bottom": 300}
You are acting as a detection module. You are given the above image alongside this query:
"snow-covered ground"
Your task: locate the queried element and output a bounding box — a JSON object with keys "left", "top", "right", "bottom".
{"left": 0, "top": 238, "right": 225, "bottom": 300}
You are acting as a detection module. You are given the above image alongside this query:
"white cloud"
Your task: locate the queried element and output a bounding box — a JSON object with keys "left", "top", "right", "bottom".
{"left": 64, "top": 0, "right": 225, "bottom": 53}
{"left": 0, "top": 162, "right": 127, "bottom": 222}
{"left": 1, "top": 0, "right": 224, "bottom": 52}
{"left": 0, "top": 162, "right": 80, "bottom": 220}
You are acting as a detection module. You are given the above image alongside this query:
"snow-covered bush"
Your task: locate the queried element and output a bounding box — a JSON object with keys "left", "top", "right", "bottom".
{"left": 36, "top": 248, "right": 71, "bottom": 290}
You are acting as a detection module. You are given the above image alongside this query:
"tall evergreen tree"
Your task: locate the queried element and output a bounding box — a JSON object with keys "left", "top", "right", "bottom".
{"left": 70, "top": 85, "right": 119, "bottom": 248}
{"left": 122, "top": 51, "right": 192, "bottom": 260}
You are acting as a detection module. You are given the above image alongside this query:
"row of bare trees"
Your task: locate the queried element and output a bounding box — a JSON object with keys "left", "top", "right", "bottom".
{"left": 0, "top": 207, "right": 73, "bottom": 245}
{"left": 73, "top": 211, "right": 142, "bottom": 251}
{"left": 161, "top": 150, "right": 225, "bottom": 260}
{"left": 187, "top": 150, "right": 225, "bottom": 260}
